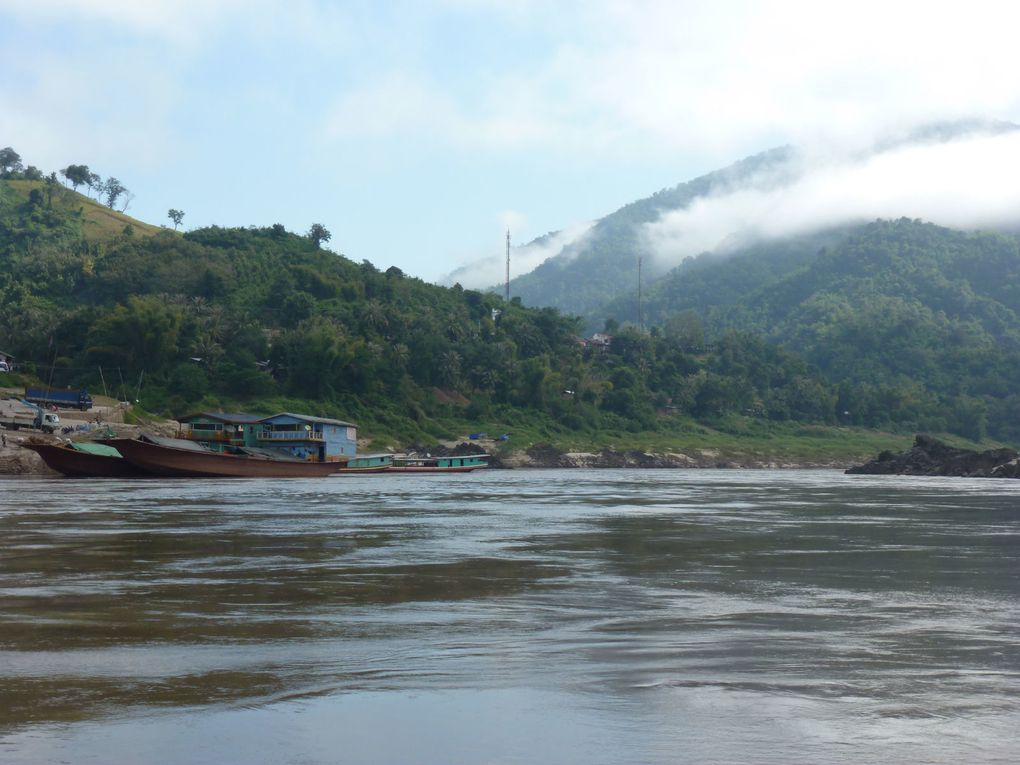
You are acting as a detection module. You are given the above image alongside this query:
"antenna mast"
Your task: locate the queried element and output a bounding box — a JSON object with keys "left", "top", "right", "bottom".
{"left": 638, "top": 254, "right": 643, "bottom": 331}
{"left": 505, "top": 229, "right": 511, "bottom": 303}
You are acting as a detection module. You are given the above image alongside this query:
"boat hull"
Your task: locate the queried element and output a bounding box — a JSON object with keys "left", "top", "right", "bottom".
{"left": 21, "top": 442, "right": 147, "bottom": 478}
{"left": 387, "top": 454, "right": 489, "bottom": 473}
{"left": 98, "top": 438, "right": 345, "bottom": 478}
{"left": 386, "top": 465, "right": 482, "bottom": 473}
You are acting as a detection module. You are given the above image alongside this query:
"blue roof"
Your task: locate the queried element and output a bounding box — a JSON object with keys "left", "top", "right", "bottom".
{"left": 178, "top": 411, "right": 263, "bottom": 424}
{"left": 259, "top": 412, "right": 356, "bottom": 427}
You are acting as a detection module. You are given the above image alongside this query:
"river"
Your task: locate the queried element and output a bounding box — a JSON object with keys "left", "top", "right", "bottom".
{"left": 1, "top": 469, "right": 1018, "bottom": 764}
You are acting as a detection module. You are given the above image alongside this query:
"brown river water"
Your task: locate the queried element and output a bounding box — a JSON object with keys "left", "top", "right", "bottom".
{"left": 0, "top": 469, "right": 1018, "bottom": 764}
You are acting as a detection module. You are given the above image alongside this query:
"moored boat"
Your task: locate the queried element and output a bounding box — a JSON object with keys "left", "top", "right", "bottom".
{"left": 21, "top": 440, "right": 147, "bottom": 478}
{"left": 334, "top": 453, "right": 394, "bottom": 474}
{"left": 387, "top": 453, "right": 489, "bottom": 473}
{"left": 97, "top": 435, "right": 347, "bottom": 478}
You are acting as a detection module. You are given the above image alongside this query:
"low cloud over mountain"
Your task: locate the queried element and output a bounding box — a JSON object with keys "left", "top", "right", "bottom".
{"left": 643, "top": 123, "right": 1020, "bottom": 269}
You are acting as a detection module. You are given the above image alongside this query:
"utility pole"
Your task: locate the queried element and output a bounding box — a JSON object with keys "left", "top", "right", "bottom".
{"left": 638, "top": 254, "right": 644, "bottom": 331}
{"left": 505, "top": 229, "right": 511, "bottom": 303}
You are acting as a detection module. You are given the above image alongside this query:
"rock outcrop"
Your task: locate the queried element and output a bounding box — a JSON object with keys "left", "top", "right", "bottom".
{"left": 846, "top": 434, "right": 1020, "bottom": 477}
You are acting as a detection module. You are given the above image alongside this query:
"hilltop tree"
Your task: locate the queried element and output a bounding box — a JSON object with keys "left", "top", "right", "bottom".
{"left": 168, "top": 209, "right": 185, "bottom": 230}
{"left": 61, "top": 164, "right": 92, "bottom": 192}
{"left": 0, "top": 147, "right": 22, "bottom": 176}
{"left": 307, "top": 223, "right": 331, "bottom": 249}
{"left": 102, "top": 177, "right": 126, "bottom": 209}
{"left": 86, "top": 172, "right": 102, "bottom": 198}
{"left": 44, "top": 172, "right": 59, "bottom": 207}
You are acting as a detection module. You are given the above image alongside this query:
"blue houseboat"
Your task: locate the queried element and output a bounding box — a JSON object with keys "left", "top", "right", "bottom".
{"left": 178, "top": 411, "right": 357, "bottom": 463}
{"left": 256, "top": 412, "right": 357, "bottom": 462}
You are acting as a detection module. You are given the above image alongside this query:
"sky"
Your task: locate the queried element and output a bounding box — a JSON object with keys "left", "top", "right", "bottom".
{"left": 5, "top": 1, "right": 1020, "bottom": 286}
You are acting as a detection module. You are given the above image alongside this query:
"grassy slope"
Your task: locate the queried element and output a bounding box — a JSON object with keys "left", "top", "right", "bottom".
{"left": 5, "top": 180, "right": 162, "bottom": 239}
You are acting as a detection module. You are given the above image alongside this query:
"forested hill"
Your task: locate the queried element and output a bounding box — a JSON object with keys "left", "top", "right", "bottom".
{"left": 606, "top": 218, "right": 1020, "bottom": 442}
{"left": 506, "top": 147, "right": 792, "bottom": 316}
{"left": 505, "top": 119, "right": 1018, "bottom": 320}
{"left": 1, "top": 170, "right": 868, "bottom": 445}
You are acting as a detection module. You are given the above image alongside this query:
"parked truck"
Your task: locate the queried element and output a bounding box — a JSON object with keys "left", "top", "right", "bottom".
{"left": 24, "top": 386, "right": 93, "bottom": 411}
{"left": 0, "top": 398, "right": 61, "bottom": 433}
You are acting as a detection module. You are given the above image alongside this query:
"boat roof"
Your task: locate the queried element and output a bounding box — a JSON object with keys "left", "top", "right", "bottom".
{"left": 259, "top": 412, "right": 357, "bottom": 427}
{"left": 178, "top": 411, "right": 263, "bottom": 424}
{"left": 71, "top": 442, "right": 122, "bottom": 458}
{"left": 139, "top": 433, "right": 212, "bottom": 451}
{"left": 234, "top": 446, "right": 305, "bottom": 462}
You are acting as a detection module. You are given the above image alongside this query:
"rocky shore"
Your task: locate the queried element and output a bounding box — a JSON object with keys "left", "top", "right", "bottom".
{"left": 846, "top": 434, "right": 1020, "bottom": 478}
{"left": 426, "top": 441, "right": 851, "bottom": 470}
{"left": 2, "top": 434, "right": 857, "bottom": 477}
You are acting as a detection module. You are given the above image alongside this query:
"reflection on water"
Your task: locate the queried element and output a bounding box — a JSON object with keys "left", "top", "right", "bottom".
{"left": 1, "top": 470, "right": 1019, "bottom": 763}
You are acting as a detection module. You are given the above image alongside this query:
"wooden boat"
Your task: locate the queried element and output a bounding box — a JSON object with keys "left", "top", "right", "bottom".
{"left": 21, "top": 440, "right": 147, "bottom": 478}
{"left": 97, "top": 435, "right": 347, "bottom": 478}
{"left": 387, "top": 453, "right": 489, "bottom": 473}
{"left": 334, "top": 453, "right": 394, "bottom": 474}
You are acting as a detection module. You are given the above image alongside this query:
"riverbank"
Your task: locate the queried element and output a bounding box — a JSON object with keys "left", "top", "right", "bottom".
{"left": 0, "top": 423, "right": 994, "bottom": 476}
{"left": 437, "top": 441, "right": 855, "bottom": 470}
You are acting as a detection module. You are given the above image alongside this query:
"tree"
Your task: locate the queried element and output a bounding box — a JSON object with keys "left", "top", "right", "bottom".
{"left": 61, "top": 164, "right": 92, "bottom": 192}
{"left": 86, "top": 172, "right": 102, "bottom": 198}
{"left": 103, "top": 177, "right": 126, "bottom": 209}
{"left": 44, "top": 172, "right": 59, "bottom": 207}
{"left": 0, "top": 147, "right": 22, "bottom": 176}
{"left": 86, "top": 295, "right": 184, "bottom": 375}
{"left": 168, "top": 209, "right": 185, "bottom": 230}
{"left": 308, "top": 223, "right": 331, "bottom": 248}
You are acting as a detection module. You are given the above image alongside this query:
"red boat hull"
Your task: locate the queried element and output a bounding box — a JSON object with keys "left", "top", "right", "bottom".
{"left": 98, "top": 438, "right": 345, "bottom": 478}
{"left": 21, "top": 442, "right": 147, "bottom": 478}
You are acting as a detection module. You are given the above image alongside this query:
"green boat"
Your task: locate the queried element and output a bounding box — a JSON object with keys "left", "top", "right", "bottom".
{"left": 387, "top": 453, "right": 489, "bottom": 473}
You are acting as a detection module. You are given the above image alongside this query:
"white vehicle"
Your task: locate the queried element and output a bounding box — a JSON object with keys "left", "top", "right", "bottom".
{"left": 0, "top": 398, "right": 60, "bottom": 433}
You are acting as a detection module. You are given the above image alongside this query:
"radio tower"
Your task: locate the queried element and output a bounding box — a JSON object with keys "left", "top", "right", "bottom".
{"left": 638, "top": 254, "right": 644, "bottom": 331}
{"left": 505, "top": 229, "right": 511, "bottom": 303}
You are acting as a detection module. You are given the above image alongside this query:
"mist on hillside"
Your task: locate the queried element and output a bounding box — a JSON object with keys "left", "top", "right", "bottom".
{"left": 442, "top": 220, "right": 594, "bottom": 289}
{"left": 643, "top": 127, "right": 1020, "bottom": 269}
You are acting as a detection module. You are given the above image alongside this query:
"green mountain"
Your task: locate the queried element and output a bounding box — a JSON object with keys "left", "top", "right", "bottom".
{"left": 607, "top": 218, "right": 1020, "bottom": 441}
{"left": 507, "top": 119, "right": 1019, "bottom": 320}
{"left": 0, "top": 171, "right": 858, "bottom": 446}
{"left": 4, "top": 141, "right": 1019, "bottom": 448}
{"left": 507, "top": 147, "right": 793, "bottom": 316}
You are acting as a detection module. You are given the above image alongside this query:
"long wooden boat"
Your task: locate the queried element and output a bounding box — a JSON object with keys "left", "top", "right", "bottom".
{"left": 97, "top": 435, "right": 346, "bottom": 478}
{"left": 334, "top": 453, "right": 394, "bottom": 474}
{"left": 387, "top": 453, "right": 489, "bottom": 473}
{"left": 21, "top": 440, "right": 147, "bottom": 478}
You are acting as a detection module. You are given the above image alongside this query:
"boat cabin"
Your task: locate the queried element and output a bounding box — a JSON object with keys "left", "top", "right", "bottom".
{"left": 177, "top": 412, "right": 262, "bottom": 450}
{"left": 178, "top": 411, "right": 358, "bottom": 462}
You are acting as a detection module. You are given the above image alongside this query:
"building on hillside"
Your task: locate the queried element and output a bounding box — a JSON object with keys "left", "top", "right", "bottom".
{"left": 257, "top": 413, "right": 357, "bottom": 462}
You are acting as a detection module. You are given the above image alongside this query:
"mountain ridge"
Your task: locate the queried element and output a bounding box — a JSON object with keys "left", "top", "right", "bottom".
{"left": 501, "top": 118, "right": 1020, "bottom": 320}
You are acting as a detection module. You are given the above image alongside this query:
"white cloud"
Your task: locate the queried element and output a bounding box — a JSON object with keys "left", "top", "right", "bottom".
{"left": 442, "top": 219, "right": 595, "bottom": 289}
{"left": 0, "top": 0, "right": 248, "bottom": 46}
{"left": 317, "top": 1, "right": 1020, "bottom": 160}
{"left": 643, "top": 128, "right": 1020, "bottom": 268}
